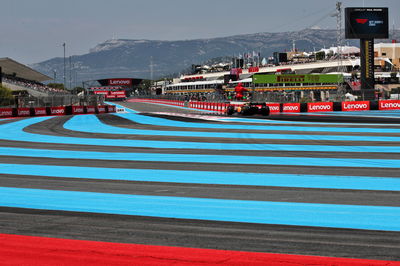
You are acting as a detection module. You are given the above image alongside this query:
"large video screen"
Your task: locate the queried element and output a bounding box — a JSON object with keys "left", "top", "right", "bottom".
{"left": 345, "top": 7, "right": 388, "bottom": 39}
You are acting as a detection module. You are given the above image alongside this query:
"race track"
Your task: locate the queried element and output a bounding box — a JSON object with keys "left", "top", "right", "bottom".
{"left": 0, "top": 101, "right": 400, "bottom": 262}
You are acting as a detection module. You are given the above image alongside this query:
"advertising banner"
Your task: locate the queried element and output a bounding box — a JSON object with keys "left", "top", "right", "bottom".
{"left": 72, "top": 106, "right": 84, "bottom": 114}
{"left": 0, "top": 108, "right": 13, "bottom": 118}
{"left": 34, "top": 107, "right": 47, "bottom": 116}
{"left": 342, "top": 101, "right": 370, "bottom": 111}
{"left": 108, "top": 79, "right": 132, "bottom": 86}
{"left": 248, "top": 67, "right": 259, "bottom": 73}
{"left": 97, "top": 106, "right": 106, "bottom": 113}
{"left": 93, "top": 91, "right": 108, "bottom": 95}
{"left": 266, "top": 103, "right": 281, "bottom": 113}
{"left": 109, "top": 91, "right": 126, "bottom": 97}
{"left": 86, "top": 106, "right": 96, "bottom": 114}
{"left": 253, "top": 74, "right": 343, "bottom": 84}
{"left": 107, "top": 105, "right": 116, "bottom": 113}
{"left": 230, "top": 68, "right": 243, "bottom": 75}
{"left": 379, "top": 100, "right": 400, "bottom": 110}
{"left": 307, "top": 102, "right": 333, "bottom": 112}
{"left": 17, "top": 108, "right": 30, "bottom": 117}
{"left": 282, "top": 103, "right": 300, "bottom": 113}
{"left": 50, "top": 107, "right": 65, "bottom": 116}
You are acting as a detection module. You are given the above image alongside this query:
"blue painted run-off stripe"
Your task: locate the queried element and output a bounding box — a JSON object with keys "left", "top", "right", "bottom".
{"left": 0, "top": 115, "right": 400, "bottom": 153}
{"left": 1, "top": 163, "right": 399, "bottom": 191}
{"left": 1, "top": 146, "right": 400, "bottom": 168}
{"left": 114, "top": 113, "right": 400, "bottom": 134}
{"left": 65, "top": 115, "right": 400, "bottom": 139}
{"left": 0, "top": 187, "right": 399, "bottom": 231}
{"left": 2, "top": 117, "right": 400, "bottom": 152}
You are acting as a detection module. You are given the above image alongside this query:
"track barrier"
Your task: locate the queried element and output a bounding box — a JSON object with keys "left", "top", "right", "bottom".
{"left": 127, "top": 98, "right": 400, "bottom": 115}
{"left": 0, "top": 105, "right": 117, "bottom": 119}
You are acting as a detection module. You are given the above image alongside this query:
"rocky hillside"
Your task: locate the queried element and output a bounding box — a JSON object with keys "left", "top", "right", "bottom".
{"left": 31, "top": 29, "right": 399, "bottom": 82}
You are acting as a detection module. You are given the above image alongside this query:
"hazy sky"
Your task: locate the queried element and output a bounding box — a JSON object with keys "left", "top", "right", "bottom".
{"left": 1, "top": 0, "right": 399, "bottom": 64}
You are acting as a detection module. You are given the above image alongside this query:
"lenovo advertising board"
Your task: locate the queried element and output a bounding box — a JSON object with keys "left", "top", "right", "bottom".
{"left": 72, "top": 106, "right": 84, "bottom": 114}
{"left": 266, "top": 103, "right": 281, "bottom": 113}
{"left": 107, "top": 105, "right": 116, "bottom": 113}
{"left": 307, "top": 102, "right": 333, "bottom": 112}
{"left": 17, "top": 108, "right": 30, "bottom": 117}
{"left": 86, "top": 106, "right": 96, "bottom": 114}
{"left": 34, "top": 107, "right": 47, "bottom": 116}
{"left": 342, "top": 101, "right": 370, "bottom": 111}
{"left": 282, "top": 103, "right": 300, "bottom": 113}
{"left": 50, "top": 107, "right": 65, "bottom": 116}
{"left": 345, "top": 8, "right": 389, "bottom": 39}
{"left": 109, "top": 91, "right": 126, "bottom": 98}
{"left": 97, "top": 105, "right": 106, "bottom": 113}
{"left": 379, "top": 100, "right": 400, "bottom": 110}
{"left": 108, "top": 79, "right": 132, "bottom": 86}
{"left": 0, "top": 108, "right": 13, "bottom": 118}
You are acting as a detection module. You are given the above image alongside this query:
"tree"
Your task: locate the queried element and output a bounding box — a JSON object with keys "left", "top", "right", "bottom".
{"left": 47, "top": 83, "right": 66, "bottom": 90}
{"left": 0, "top": 85, "right": 15, "bottom": 107}
{"left": 73, "top": 87, "right": 85, "bottom": 94}
{"left": 315, "top": 51, "right": 325, "bottom": 61}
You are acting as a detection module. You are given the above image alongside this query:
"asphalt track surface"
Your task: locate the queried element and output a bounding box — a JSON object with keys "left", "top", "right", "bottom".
{"left": 0, "top": 101, "right": 400, "bottom": 262}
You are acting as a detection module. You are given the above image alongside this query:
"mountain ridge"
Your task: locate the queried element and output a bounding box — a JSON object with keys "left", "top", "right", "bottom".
{"left": 31, "top": 29, "right": 399, "bottom": 83}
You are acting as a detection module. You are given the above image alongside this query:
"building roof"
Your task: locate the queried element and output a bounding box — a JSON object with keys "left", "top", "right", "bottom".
{"left": 374, "top": 42, "right": 400, "bottom": 48}
{"left": 0, "top": 57, "right": 51, "bottom": 82}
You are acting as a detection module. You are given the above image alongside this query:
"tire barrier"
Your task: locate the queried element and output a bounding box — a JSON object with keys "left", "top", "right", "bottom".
{"left": 0, "top": 105, "right": 116, "bottom": 119}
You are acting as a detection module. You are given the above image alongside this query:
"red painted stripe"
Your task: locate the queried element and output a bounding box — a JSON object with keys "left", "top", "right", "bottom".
{"left": 0, "top": 234, "right": 398, "bottom": 266}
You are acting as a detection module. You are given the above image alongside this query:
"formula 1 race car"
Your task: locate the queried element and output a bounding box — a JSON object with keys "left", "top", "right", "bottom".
{"left": 226, "top": 102, "right": 270, "bottom": 116}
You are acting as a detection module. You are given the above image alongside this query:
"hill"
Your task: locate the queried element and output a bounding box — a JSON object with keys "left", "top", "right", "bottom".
{"left": 31, "top": 29, "right": 399, "bottom": 82}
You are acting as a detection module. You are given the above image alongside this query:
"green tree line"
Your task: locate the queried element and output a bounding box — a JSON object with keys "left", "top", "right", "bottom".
{"left": 0, "top": 84, "right": 15, "bottom": 107}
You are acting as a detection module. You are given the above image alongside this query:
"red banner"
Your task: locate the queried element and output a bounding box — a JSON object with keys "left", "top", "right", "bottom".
{"left": 266, "top": 103, "right": 280, "bottom": 113}
{"left": 97, "top": 106, "right": 106, "bottom": 113}
{"left": 86, "top": 106, "right": 96, "bottom": 114}
{"left": 17, "top": 108, "right": 30, "bottom": 117}
{"left": 93, "top": 91, "right": 108, "bottom": 95}
{"left": 108, "top": 79, "right": 132, "bottom": 86}
{"left": 342, "top": 101, "right": 370, "bottom": 111}
{"left": 248, "top": 67, "right": 259, "bottom": 73}
{"left": 307, "top": 102, "right": 333, "bottom": 112}
{"left": 379, "top": 100, "right": 400, "bottom": 110}
{"left": 282, "top": 103, "right": 300, "bottom": 113}
{"left": 107, "top": 105, "right": 116, "bottom": 113}
{"left": 230, "top": 68, "right": 243, "bottom": 75}
{"left": 72, "top": 106, "right": 84, "bottom": 114}
{"left": 50, "top": 107, "right": 65, "bottom": 116}
{"left": 0, "top": 108, "right": 13, "bottom": 118}
{"left": 109, "top": 91, "right": 126, "bottom": 97}
{"left": 34, "top": 107, "right": 47, "bottom": 116}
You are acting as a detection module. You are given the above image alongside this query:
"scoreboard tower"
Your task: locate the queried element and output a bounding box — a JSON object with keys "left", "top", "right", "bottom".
{"left": 345, "top": 7, "right": 389, "bottom": 100}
